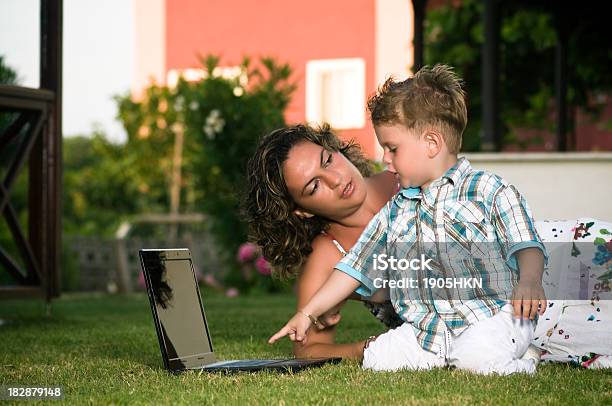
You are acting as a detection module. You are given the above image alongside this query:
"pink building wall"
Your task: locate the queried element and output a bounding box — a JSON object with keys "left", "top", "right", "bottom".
{"left": 165, "top": 0, "right": 378, "bottom": 156}
{"left": 135, "top": 1, "right": 610, "bottom": 154}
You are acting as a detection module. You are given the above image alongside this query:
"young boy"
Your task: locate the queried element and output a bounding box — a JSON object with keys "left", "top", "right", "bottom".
{"left": 269, "top": 65, "right": 548, "bottom": 375}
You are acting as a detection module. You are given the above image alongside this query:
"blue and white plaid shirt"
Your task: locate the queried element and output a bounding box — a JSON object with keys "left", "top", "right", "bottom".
{"left": 336, "top": 157, "right": 547, "bottom": 354}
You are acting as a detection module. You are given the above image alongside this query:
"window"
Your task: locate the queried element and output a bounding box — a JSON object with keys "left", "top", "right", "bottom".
{"left": 306, "top": 58, "right": 365, "bottom": 129}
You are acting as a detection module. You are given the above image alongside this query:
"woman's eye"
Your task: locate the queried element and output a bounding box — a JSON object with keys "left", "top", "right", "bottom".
{"left": 310, "top": 180, "right": 320, "bottom": 195}
{"left": 324, "top": 152, "right": 333, "bottom": 166}
{"left": 389, "top": 147, "right": 397, "bottom": 153}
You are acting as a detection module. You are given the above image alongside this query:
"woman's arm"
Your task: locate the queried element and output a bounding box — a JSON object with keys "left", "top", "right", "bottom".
{"left": 290, "top": 236, "right": 365, "bottom": 359}
{"left": 269, "top": 270, "right": 359, "bottom": 348}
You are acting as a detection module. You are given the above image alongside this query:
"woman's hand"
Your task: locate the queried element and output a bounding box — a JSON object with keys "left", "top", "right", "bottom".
{"left": 271, "top": 270, "right": 360, "bottom": 344}
{"left": 318, "top": 301, "right": 345, "bottom": 328}
{"left": 268, "top": 312, "right": 314, "bottom": 345}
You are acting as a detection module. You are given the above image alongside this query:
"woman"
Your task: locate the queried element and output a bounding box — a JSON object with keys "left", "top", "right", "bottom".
{"left": 245, "top": 123, "right": 398, "bottom": 359}
{"left": 245, "top": 124, "right": 611, "bottom": 368}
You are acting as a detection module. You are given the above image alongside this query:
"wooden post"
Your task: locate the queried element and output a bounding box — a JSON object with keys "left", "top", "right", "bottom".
{"left": 38, "top": 0, "right": 63, "bottom": 300}
{"left": 412, "top": 0, "right": 428, "bottom": 72}
{"left": 554, "top": 13, "right": 569, "bottom": 151}
{"left": 115, "top": 238, "right": 133, "bottom": 294}
{"left": 481, "top": 0, "right": 500, "bottom": 152}
{"left": 169, "top": 124, "right": 184, "bottom": 243}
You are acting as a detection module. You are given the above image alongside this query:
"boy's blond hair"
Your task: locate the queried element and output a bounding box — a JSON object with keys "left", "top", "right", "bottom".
{"left": 367, "top": 64, "right": 467, "bottom": 154}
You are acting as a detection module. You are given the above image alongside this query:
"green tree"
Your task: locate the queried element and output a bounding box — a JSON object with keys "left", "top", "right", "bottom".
{"left": 116, "top": 56, "right": 295, "bottom": 287}
{"left": 0, "top": 55, "right": 19, "bottom": 137}
{"left": 0, "top": 55, "right": 18, "bottom": 85}
{"left": 424, "top": 0, "right": 612, "bottom": 150}
{"left": 63, "top": 133, "right": 167, "bottom": 237}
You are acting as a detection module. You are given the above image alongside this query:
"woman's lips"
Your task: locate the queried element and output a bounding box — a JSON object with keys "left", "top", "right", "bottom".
{"left": 341, "top": 180, "right": 354, "bottom": 198}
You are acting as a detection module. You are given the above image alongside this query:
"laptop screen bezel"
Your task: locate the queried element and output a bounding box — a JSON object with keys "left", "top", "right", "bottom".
{"left": 139, "top": 248, "right": 217, "bottom": 371}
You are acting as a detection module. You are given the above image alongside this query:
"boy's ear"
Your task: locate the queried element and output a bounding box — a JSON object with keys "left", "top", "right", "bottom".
{"left": 423, "top": 130, "right": 444, "bottom": 158}
{"left": 294, "top": 209, "right": 315, "bottom": 219}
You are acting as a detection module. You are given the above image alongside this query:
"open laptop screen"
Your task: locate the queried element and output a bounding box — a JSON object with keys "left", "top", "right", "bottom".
{"left": 140, "top": 249, "right": 215, "bottom": 370}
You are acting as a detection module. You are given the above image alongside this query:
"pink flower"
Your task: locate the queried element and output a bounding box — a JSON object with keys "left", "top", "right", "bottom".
{"left": 225, "top": 287, "right": 240, "bottom": 298}
{"left": 255, "top": 256, "right": 272, "bottom": 276}
{"left": 237, "top": 242, "right": 258, "bottom": 263}
{"left": 203, "top": 273, "right": 223, "bottom": 290}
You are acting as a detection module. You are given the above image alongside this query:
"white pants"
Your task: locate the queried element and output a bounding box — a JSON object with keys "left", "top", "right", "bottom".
{"left": 363, "top": 305, "right": 536, "bottom": 375}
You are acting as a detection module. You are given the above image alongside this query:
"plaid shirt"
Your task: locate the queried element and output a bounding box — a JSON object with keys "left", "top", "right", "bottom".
{"left": 336, "top": 157, "right": 547, "bottom": 354}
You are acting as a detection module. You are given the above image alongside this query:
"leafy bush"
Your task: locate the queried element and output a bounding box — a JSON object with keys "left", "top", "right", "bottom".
{"left": 116, "top": 56, "right": 295, "bottom": 288}
{"left": 424, "top": 0, "right": 612, "bottom": 150}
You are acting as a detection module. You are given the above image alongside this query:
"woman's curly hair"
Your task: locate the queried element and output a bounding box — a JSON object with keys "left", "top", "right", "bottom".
{"left": 244, "top": 124, "right": 373, "bottom": 280}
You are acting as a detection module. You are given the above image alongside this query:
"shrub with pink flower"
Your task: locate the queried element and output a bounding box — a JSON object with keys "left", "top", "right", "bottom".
{"left": 237, "top": 242, "right": 258, "bottom": 263}
{"left": 236, "top": 243, "right": 271, "bottom": 276}
{"left": 254, "top": 256, "right": 271, "bottom": 276}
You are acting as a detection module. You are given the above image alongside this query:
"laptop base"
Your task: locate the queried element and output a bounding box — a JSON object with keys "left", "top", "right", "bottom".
{"left": 199, "top": 357, "right": 342, "bottom": 373}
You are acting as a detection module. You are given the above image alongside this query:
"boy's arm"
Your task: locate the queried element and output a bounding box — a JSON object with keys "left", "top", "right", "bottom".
{"left": 512, "top": 247, "right": 547, "bottom": 319}
{"left": 492, "top": 183, "right": 548, "bottom": 319}
{"left": 288, "top": 236, "right": 363, "bottom": 358}
{"left": 270, "top": 202, "right": 392, "bottom": 345}
{"left": 268, "top": 270, "right": 360, "bottom": 344}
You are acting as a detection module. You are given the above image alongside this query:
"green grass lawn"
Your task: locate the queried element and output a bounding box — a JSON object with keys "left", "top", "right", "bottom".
{"left": 0, "top": 290, "right": 610, "bottom": 405}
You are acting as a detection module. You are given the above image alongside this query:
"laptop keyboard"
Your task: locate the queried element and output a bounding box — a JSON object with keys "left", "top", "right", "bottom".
{"left": 212, "top": 359, "right": 284, "bottom": 368}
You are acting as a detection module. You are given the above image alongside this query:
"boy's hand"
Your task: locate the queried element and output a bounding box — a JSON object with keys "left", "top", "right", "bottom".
{"left": 268, "top": 312, "right": 314, "bottom": 345}
{"left": 511, "top": 280, "right": 547, "bottom": 320}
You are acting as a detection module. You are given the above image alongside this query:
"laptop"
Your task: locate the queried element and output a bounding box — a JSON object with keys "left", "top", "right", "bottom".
{"left": 139, "top": 248, "right": 341, "bottom": 373}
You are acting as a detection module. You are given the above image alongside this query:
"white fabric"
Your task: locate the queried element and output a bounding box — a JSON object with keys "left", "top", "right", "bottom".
{"left": 534, "top": 218, "right": 612, "bottom": 365}
{"left": 363, "top": 304, "right": 536, "bottom": 375}
{"left": 590, "top": 355, "right": 612, "bottom": 369}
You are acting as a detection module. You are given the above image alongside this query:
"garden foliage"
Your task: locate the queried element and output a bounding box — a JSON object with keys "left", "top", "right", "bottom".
{"left": 115, "top": 56, "right": 295, "bottom": 287}
{"left": 425, "top": 0, "right": 612, "bottom": 150}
